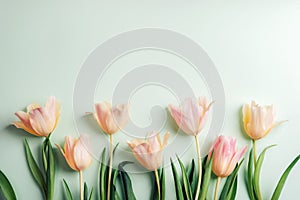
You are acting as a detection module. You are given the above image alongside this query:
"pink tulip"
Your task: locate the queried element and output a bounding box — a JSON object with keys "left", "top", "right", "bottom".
{"left": 56, "top": 134, "right": 92, "bottom": 171}
{"left": 94, "top": 102, "right": 129, "bottom": 135}
{"left": 243, "top": 101, "right": 282, "bottom": 140}
{"left": 209, "top": 135, "right": 247, "bottom": 177}
{"left": 168, "top": 97, "right": 213, "bottom": 136}
{"left": 13, "top": 96, "right": 60, "bottom": 137}
{"left": 127, "top": 132, "right": 170, "bottom": 171}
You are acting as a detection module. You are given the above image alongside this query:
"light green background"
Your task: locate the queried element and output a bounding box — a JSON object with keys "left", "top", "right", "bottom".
{"left": 1, "top": 1, "right": 300, "bottom": 199}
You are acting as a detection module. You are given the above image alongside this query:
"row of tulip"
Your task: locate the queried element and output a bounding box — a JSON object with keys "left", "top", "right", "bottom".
{"left": 0, "top": 96, "right": 299, "bottom": 200}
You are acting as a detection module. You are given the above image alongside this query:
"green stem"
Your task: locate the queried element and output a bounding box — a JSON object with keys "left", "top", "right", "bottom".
{"left": 194, "top": 136, "right": 202, "bottom": 200}
{"left": 214, "top": 177, "right": 221, "bottom": 200}
{"left": 155, "top": 170, "right": 161, "bottom": 200}
{"left": 253, "top": 140, "right": 257, "bottom": 166}
{"left": 107, "top": 135, "right": 113, "bottom": 200}
{"left": 79, "top": 171, "right": 83, "bottom": 200}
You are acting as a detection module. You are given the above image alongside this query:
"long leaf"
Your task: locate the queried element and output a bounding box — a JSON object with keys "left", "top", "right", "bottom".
{"left": 170, "top": 159, "right": 184, "bottom": 200}
{"left": 47, "top": 141, "right": 55, "bottom": 200}
{"left": 0, "top": 170, "right": 17, "bottom": 200}
{"left": 99, "top": 148, "right": 107, "bottom": 200}
{"left": 89, "top": 187, "right": 94, "bottom": 200}
{"left": 62, "top": 179, "right": 73, "bottom": 200}
{"left": 84, "top": 182, "right": 88, "bottom": 200}
{"left": 254, "top": 145, "right": 276, "bottom": 200}
{"left": 118, "top": 161, "right": 136, "bottom": 200}
{"left": 199, "top": 153, "right": 213, "bottom": 200}
{"left": 247, "top": 148, "right": 255, "bottom": 200}
{"left": 111, "top": 169, "right": 118, "bottom": 200}
{"left": 24, "top": 139, "right": 46, "bottom": 198}
{"left": 271, "top": 154, "right": 300, "bottom": 200}
{"left": 228, "top": 175, "right": 238, "bottom": 200}
{"left": 177, "top": 157, "right": 192, "bottom": 200}
{"left": 161, "top": 167, "right": 166, "bottom": 200}
{"left": 186, "top": 159, "right": 197, "bottom": 197}
{"left": 42, "top": 139, "right": 48, "bottom": 172}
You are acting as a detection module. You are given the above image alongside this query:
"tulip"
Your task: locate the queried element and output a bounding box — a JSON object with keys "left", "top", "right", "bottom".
{"left": 168, "top": 97, "right": 213, "bottom": 136}
{"left": 243, "top": 101, "right": 281, "bottom": 140}
{"left": 208, "top": 135, "right": 247, "bottom": 200}
{"left": 128, "top": 131, "right": 170, "bottom": 200}
{"left": 243, "top": 101, "right": 284, "bottom": 164}
{"left": 168, "top": 97, "right": 213, "bottom": 200}
{"left": 56, "top": 134, "right": 92, "bottom": 200}
{"left": 93, "top": 101, "right": 129, "bottom": 200}
{"left": 13, "top": 96, "right": 60, "bottom": 137}
{"left": 94, "top": 101, "right": 129, "bottom": 135}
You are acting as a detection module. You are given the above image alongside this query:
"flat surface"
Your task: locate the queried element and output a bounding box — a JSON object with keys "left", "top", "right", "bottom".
{"left": 0, "top": 1, "right": 300, "bottom": 199}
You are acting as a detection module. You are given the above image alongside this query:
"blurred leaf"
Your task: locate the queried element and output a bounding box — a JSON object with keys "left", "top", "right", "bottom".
{"left": 246, "top": 148, "right": 256, "bottom": 200}
{"left": 170, "top": 159, "right": 184, "bottom": 200}
{"left": 177, "top": 157, "right": 192, "bottom": 200}
{"left": 254, "top": 145, "right": 276, "bottom": 200}
{"left": 84, "top": 182, "right": 88, "bottom": 200}
{"left": 24, "top": 139, "right": 46, "bottom": 198}
{"left": 161, "top": 167, "right": 165, "bottom": 200}
{"left": 199, "top": 152, "right": 213, "bottom": 200}
{"left": 0, "top": 170, "right": 17, "bottom": 200}
{"left": 89, "top": 187, "right": 94, "bottom": 200}
{"left": 118, "top": 161, "right": 136, "bottom": 200}
{"left": 62, "top": 179, "right": 73, "bottom": 200}
{"left": 271, "top": 154, "right": 300, "bottom": 200}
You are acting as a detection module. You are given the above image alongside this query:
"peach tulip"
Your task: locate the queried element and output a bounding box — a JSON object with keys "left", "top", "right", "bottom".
{"left": 127, "top": 131, "right": 170, "bottom": 171}
{"left": 13, "top": 96, "right": 60, "bottom": 137}
{"left": 94, "top": 101, "right": 129, "bottom": 135}
{"left": 56, "top": 134, "right": 92, "bottom": 171}
{"left": 209, "top": 135, "right": 247, "bottom": 177}
{"left": 168, "top": 97, "right": 213, "bottom": 136}
{"left": 243, "top": 101, "right": 281, "bottom": 140}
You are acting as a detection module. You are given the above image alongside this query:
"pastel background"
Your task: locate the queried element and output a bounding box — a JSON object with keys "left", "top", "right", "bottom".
{"left": 1, "top": 1, "right": 300, "bottom": 199}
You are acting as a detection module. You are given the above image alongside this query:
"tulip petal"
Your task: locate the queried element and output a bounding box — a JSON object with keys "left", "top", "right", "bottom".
{"left": 64, "top": 136, "right": 78, "bottom": 171}
{"left": 29, "top": 108, "right": 53, "bottom": 137}
{"left": 111, "top": 104, "right": 129, "bottom": 131}
{"left": 73, "top": 135, "right": 92, "bottom": 171}
{"left": 27, "top": 104, "right": 41, "bottom": 112}
{"left": 94, "top": 102, "right": 111, "bottom": 134}
{"left": 14, "top": 111, "right": 39, "bottom": 136}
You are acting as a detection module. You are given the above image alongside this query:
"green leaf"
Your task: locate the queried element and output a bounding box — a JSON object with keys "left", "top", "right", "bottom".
{"left": 177, "top": 157, "right": 192, "bottom": 200}
{"left": 46, "top": 141, "right": 55, "bottom": 200}
{"left": 24, "top": 139, "right": 47, "bottom": 198}
{"left": 99, "top": 148, "right": 107, "bottom": 200}
{"left": 118, "top": 161, "right": 136, "bottom": 200}
{"left": 161, "top": 167, "right": 166, "bottom": 200}
{"left": 254, "top": 145, "right": 276, "bottom": 200}
{"left": 228, "top": 175, "right": 238, "bottom": 200}
{"left": 84, "top": 182, "right": 88, "bottom": 200}
{"left": 42, "top": 139, "right": 48, "bottom": 172}
{"left": 271, "top": 154, "right": 300, "bottom": 200}
{"left": 246, "top": 149, "right": 256, "bottom": 200}
{"left": 186, "top": 159, "right": 197, "bottom": 197}
{"left": 111, "top": 169, "right": 119, "bottom": 200}
{"left": 199, "top": 153, "right": 213, "bottom": 200}
{"left": 62, "top": 179, "right": 73, "bottom": 200}
{"left": 220, "top": 159, "right": 244, "bottom": 200}
{"left": 0, "top": 170, "right": 17, "bottom": 200}
{"left": 170, "top": 159, "right": 184, "bottom": 200}
{"left": 89, "top": 187, "right": 94, "bottom": 200}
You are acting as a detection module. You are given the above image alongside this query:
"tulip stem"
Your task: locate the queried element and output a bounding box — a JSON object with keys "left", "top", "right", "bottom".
{"left": 79, "top": 171, "right": 83, "bottom": 200}
{"left": 253, "top": 139, "right": 257, "bottom": 166}
{"left": 214, "top": 177, "right": 221, "bottom": 200}
{"left": 107, "top": 135, "right": 113, "bottom": 200}
{"left": 194, "top": 135, "right": 202, "bottom": 200}
{"left": 155, "top": 169, "right": 161, "bottom": 200}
